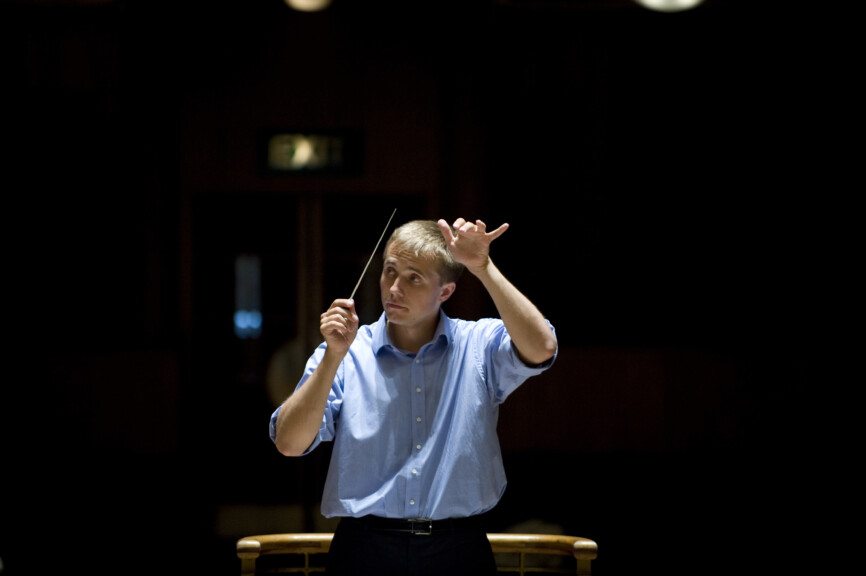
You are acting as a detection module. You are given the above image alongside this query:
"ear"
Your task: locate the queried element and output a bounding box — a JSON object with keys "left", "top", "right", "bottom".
{"left": 438, "top": 282, "right": 456, "bottom": 303}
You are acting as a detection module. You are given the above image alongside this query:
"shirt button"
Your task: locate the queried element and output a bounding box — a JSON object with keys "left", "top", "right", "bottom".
{"left": 416, "top": 444, "right": 422, "bottom": 451}
{"left": 412, "top": 469, "right": 418, "bottom": 475}
{"left": 409, "top": 499, "right": 415, "bottom": 505}
{"left": 415, "top": 359, "right": 420, "bottom": 364}
{"left": 416, "top": 387, "right": 421, "bottom": 393}
{"left": 416, "top": 416, "right": 422, "bottom": 422}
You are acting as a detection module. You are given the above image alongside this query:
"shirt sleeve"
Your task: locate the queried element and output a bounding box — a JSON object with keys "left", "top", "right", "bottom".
{"left": 483, "top": 318, "right": 557, "bottom": 404}
{"left": 268, "top": 342, "right": 343, "bottom": 455}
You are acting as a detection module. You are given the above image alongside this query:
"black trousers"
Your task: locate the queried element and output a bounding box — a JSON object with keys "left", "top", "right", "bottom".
{"left": 326, "top": 515, "right": 497, "bottom": 576}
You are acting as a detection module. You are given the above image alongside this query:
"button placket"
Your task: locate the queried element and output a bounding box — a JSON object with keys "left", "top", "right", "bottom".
{"left": 406, "top": 353, "right": 426, "bottom": 513}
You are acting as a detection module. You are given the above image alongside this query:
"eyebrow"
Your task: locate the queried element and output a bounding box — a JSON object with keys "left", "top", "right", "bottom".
{"left": 384, "top": 259, "right": 427, "bottom": 277}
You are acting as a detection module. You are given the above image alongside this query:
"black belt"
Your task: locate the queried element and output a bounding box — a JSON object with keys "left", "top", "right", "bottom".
{"left": 345, "top": 514, "right": 487, "bottom": 536}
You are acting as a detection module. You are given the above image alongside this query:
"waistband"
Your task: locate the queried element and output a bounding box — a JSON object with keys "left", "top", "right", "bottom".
{"left": 343, "top": 513, "right": 488, "bottom": 536}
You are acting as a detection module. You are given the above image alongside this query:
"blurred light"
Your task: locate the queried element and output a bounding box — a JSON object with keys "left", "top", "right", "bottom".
{"left": 284, "top": 0, "right": 332, "bottom": 11}
{"left": 267, "top": 133, "right": 343, "bottom": 171}
{"left": 234, "top": 310, "right": 263, "bottom": 339}
{"left": 633, "top": 0, "right": 705, "bottom": 12}
{"left": 235, "top": 255, "right": 262, "bottom": 339}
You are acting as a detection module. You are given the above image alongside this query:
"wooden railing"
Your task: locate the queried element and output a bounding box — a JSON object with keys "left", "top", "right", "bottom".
{"left": 237, "top": 532, "right": 598, "bottom": 576}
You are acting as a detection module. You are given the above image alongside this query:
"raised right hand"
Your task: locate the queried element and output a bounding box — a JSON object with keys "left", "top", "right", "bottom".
{"left": 320, "top": 298, "right": 359, "bottom": 357}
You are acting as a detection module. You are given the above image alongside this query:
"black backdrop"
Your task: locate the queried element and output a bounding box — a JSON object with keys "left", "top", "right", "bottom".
{"left": 2, "top": 1, "right": 833, "bottom": 575}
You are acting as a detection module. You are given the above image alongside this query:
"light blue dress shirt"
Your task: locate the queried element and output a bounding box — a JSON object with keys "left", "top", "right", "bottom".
{"left": 269, "top": 310, "right": 556, "bottom": 520}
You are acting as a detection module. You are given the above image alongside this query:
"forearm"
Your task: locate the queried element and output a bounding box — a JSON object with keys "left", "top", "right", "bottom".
{"left": 471, "top": 258, "right": 557, "bottom": 365}
{"left": 273, "top": 350, "right": 342, "bottom": 457}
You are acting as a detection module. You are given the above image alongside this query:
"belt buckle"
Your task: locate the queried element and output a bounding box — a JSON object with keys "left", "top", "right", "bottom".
{"left": 408, "top": 518, "right": 433, "bottom": 536}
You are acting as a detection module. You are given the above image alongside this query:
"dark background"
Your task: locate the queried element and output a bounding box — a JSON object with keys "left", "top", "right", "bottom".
{"left": 1, "top": 1, "right": 836, "bottom": 575}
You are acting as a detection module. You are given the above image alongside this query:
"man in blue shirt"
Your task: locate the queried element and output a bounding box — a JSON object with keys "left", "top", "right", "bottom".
{"left": 270, "top": 217, "right": 558, "bottom": 576}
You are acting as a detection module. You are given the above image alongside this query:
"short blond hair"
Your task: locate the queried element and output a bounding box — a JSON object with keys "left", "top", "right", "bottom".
{"left": 384, "top": 220, "right": 465, "bottom": 284}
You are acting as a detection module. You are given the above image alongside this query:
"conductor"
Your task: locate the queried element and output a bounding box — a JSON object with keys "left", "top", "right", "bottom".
{"left": 270, "top": 217, "right": 558, "bottom": 576}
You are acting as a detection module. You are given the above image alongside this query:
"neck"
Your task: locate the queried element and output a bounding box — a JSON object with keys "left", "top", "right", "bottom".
{"left": 387, "top": 316, "right": 437, "bottom": 355}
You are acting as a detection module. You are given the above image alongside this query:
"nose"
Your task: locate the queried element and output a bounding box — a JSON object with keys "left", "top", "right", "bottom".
{"left": 388, "top": 277, "right": 403, "bottom": 295}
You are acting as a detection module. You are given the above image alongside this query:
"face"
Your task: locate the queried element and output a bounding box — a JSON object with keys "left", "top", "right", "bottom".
{"left": 380, "top": 246, "right": 455, "bottom": 329}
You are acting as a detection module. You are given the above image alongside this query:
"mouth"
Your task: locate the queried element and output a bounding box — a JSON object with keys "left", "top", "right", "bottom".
{"left": 385, "top": 301, "right": 406, "bottom": 312}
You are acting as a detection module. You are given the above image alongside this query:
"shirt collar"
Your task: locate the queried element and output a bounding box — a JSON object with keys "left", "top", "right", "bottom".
{"left": 372, "top": 309, "right": 452, "bottom": 354}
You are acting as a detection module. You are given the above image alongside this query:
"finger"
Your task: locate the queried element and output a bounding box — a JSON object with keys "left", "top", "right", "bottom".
{"left": 332, "top": 298, "right": 355, "bottom": 312}
{"left": 322, "top": 310, "right": 348, "bottom": 328}
{"left": 486, "top": 223, "right": 509, "bottom": 241}
{"left": 321, "top": 309, "right": 344, "bottom": 321}
{"left": 437, "top": 219, "right": 457, "bottom": 242}
{"left": 323, "top": 317, "right": 352, "bottom": 340}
